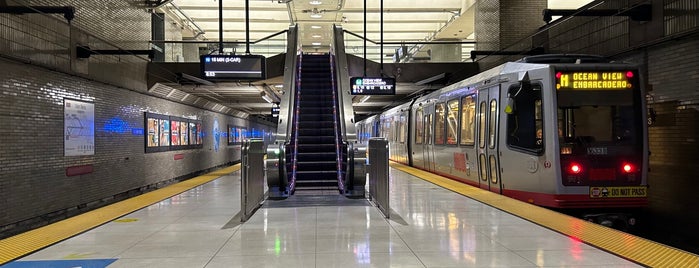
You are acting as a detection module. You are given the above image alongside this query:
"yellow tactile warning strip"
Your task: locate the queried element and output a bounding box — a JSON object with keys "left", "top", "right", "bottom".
{"left": 0, "top": 164, "right": 241, "bottom": 265}
{"left": 390, "top": 162, "right": 699, "bottom": 268}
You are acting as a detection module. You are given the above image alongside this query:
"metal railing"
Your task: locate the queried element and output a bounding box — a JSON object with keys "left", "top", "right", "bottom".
{"left": 368, "top": 138, "right": 390, "bottom": 218}
{"left": 241, "top": 139, "right": 266, "bottom": 222}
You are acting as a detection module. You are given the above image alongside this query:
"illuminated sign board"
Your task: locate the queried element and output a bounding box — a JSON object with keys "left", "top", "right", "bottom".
{"left": 556, "top": 71, "right": 634, "bottom": 90}
{"left": 200, "top": 55, "right": 266, "bottom": 80}
{"left": 350, "top": 77, "right": 396, "bottom": 95}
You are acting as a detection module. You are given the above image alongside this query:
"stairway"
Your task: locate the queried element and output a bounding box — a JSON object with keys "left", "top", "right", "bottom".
{"left": 290, "top": 54, "right": 342, "bottom": 193}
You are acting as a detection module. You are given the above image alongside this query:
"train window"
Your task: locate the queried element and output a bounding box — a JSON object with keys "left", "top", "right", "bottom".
{"left": 489, "top": 99, "right": 497, "bottom": 149}
{"left": 506, "top": 82, "right": 543, "bottom": 154}
{"left": 446, "top": 100, "right": 459, "bottom": 145}
{"left": 478, "top": 101, "right": 487, "bottom": 148}
{"left": 425, "top": 114, "right": 433, "bottom": 145}
{"left": 435, "top": 103, "right": 446, "bottom": 145}
{"left": 460, "top": 95, "right": 476, "bottom": 146}
{"left": 399, "top": 113, "right": 407, "bottom": 143}
{"left": 415, "top": 107, "right": 424, "bottom": 144}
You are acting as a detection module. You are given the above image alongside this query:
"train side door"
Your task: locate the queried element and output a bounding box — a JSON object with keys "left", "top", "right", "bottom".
{"left": 476, "top": 85, "right": 502, "bottom": 193}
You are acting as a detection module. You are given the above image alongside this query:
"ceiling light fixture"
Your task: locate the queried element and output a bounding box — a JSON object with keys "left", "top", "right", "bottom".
{"left": 309, "top": 0, "right": 322, "bottom": 5}
{"left": 310, "top": 13, "right": 322, "bottom": 18}
{"left": 311, "top": 25, "right": 322, "bottom": 29}
{"left": 312, "top": 34, "right": 322, "bottom": 38}
{"left": 312, "top": 42, "right": 321, "bottom": 46}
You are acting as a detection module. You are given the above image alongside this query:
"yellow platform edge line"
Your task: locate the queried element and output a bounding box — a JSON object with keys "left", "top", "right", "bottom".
{"left": 390, "top": 162, "right": 699, "bottom": 268}
{"left": 0, "top": 164, "right": 241, "bottom": 265}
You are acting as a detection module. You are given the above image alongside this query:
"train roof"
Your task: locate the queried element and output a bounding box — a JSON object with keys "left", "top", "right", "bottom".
{"left": 417, "top": 61, "right": 550, "bottom": 101}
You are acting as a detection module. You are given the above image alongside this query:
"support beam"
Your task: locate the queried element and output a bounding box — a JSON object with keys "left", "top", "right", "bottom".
{"left": 470, "top": 47, "right": 545, "bottom": 61}
{"left": 0, "top": 6, "right": 75, "bottom": 22}
{"left": 76, "top": 46, "right": 154, "bottom": 59}
{"left": 543, "top": 4, "right": 652, "bottom": 24}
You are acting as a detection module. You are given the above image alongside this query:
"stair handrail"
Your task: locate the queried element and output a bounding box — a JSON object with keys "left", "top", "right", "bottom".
{"left": 266, "top": 25, "right": 300, "bottom": 198}
{"left": 331, "top": 24, "right": 366, "bottom": 197}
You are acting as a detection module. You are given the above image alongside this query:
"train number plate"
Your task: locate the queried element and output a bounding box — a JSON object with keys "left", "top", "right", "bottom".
{"left": 589, "top": 186, "right": 647, "bottom": 198}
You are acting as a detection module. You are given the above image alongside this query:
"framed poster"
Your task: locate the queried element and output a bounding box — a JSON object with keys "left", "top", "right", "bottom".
{"left": 147, "top": 118, "right": 159, "bottom": 147}
{"left": 180, "top": 121, "right": 188, "bottom": 145}
{"left": 189, "top": 122, "right": 197, "bottom": 145}
{"left": 171, "top": 121, "right": 180, "bottom": 146}
{"left": 64, "top": 98, "right": 94, "bottom": 156}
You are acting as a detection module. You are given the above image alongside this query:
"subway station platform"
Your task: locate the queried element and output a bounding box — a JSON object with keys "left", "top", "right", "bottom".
{"left": 2, "top": 163, "right": 692, "bottom": 267}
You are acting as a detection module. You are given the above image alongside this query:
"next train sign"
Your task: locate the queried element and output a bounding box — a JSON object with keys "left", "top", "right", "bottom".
{"left": 556, "top": 71, "right": 634, "bottom": 90}
{"left": 350, "top": 77, "right": 396, "bottom": 95}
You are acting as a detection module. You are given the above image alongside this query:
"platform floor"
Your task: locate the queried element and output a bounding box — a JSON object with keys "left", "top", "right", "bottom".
{"left": 7, "top": 167, "right": 641, "bottom": 267}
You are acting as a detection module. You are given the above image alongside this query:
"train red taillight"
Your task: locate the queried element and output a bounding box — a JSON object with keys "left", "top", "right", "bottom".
{"left": 626, "top": 71, "right": 634, "bottom": 78}
{"left": 622, "top": 163, "right": 635, "bottom": 173}
{"left": 568, "top": 163, "right": 583, "bottom": 174}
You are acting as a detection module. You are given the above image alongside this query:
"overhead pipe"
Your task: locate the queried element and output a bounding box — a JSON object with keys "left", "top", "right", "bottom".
{"left": 218, "top": 0, "right": 223, "bottom": 54}
{"left": 245, "top": 0, "right": 251, "bottom": 54}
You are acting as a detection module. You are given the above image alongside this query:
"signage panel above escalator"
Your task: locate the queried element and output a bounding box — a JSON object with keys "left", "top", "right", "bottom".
{"left": 200, "top": 55, "right": 266, "bottom": 80}
{"left": 350, "top": 77, "right": 396, "bottom": 95}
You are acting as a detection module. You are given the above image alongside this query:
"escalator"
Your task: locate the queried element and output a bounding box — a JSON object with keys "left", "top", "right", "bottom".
{"left": 291, "top": 54, "right": 342, "bottom": 193}
{"left": 266, "top": 25, "right": 366, "bottom": 199}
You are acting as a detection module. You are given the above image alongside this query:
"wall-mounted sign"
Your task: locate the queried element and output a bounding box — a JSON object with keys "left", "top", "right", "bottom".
{"left": 350, "top": 77, "right": 396, "bottom": 95}
{"left": 64, "top": 98, "right": 94, "bottom": 156}
{"left": 200, "top": 55, "right": 266, "bottom": 80}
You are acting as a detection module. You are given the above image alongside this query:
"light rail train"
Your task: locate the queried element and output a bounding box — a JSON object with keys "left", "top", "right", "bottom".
{"left": 357, "top": 55, "right": 649, "bottom": 229}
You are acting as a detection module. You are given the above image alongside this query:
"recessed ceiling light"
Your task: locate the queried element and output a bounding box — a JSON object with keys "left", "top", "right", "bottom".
{"left": 274, "top": 84, "right": 283, "bottom": 88}
{"left": 310, "top": 1, "right": 322, "bottom": 5}
{"left": 310, "top": 13, "right": 322, "bottom": 18}
{"left": 312, "top": 34, "right": 322, "bottom": 38}
{"left": 312, "top": 42, "right": 321, "bottom": 46}
{"left": 311, "top": 25, "right": 322, "bottom": 29}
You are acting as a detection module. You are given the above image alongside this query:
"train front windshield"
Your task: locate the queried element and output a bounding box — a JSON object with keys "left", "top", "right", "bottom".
{"left": 555, "top": 70, "right": 644, "bottom": 187}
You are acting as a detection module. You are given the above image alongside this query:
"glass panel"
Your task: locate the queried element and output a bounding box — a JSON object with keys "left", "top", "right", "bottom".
{"left": 399, "top": 114, "right": 407, "bottom": 143}
{"left": 425, "top": 115, "right": 433, "bottom": 145}
{"left": 435, "top": 103, "right": 446, "bottom": 144}
{"left": 416, "top": 108, "right": 424, "bottom": 144}
{"left": 460, "top": 95, "right": 475, "bottom": 145}
{"left": 479, "top": 102, "right": 486, "bottom": 148}
{"left": 507, "top": 83, "right": 543, "bottom": 152}
{"left": 490, "top": 155, "right": 498, "bottom": 184}
{"left": 489, "top": 99, "right": 497, "bottom": 149}
{"left": 446, "top": 100, "right": 459, "bottom": 145}
{"left": 479, "top": 154, "right": 487, "bottom": 181}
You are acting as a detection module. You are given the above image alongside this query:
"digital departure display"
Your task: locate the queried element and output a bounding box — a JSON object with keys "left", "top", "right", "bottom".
{"left": 200, "top": 55, "right": 266, "bottom": 80}
{"left": 556, "top": 71, "right": 634, "bottom": 90}
{"left": 350, "top": 77, "right": 396, "bottom": 95}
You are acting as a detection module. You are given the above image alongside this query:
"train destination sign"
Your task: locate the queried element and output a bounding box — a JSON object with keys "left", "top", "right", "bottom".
{"left": 200, "top": 55, "right": 266, "bottom": 80}
{"left": 556, "top": 71, "right": 634, "bottom": 90}
{"left": 350, "top": 77, "right": 396, "bottom": 95}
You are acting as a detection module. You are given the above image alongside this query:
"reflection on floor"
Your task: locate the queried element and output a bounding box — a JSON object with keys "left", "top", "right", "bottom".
{"left": 11, "top": 168, "right": 641, "bottom": 267}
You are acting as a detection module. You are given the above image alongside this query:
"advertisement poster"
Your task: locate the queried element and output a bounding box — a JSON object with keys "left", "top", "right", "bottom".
{"left": 189, "top": 122, "right": 197, "bottom": 145}
{"left": 64, "top": 99, "right": 95, "bottom": 156}
{"left": 160, "top": 119, "right": 170, "bottom": 146}
{"left": 196, "top": 123, "right": 202, "bottom": 144}
{"left": 147, "top": 118, "right": 159, "bottom": 147}
{"left": 180, "top": 122, "right": 188, "bottom": 145}
{"left": 171, "top": 121, "right": 180, "bottom": 146}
